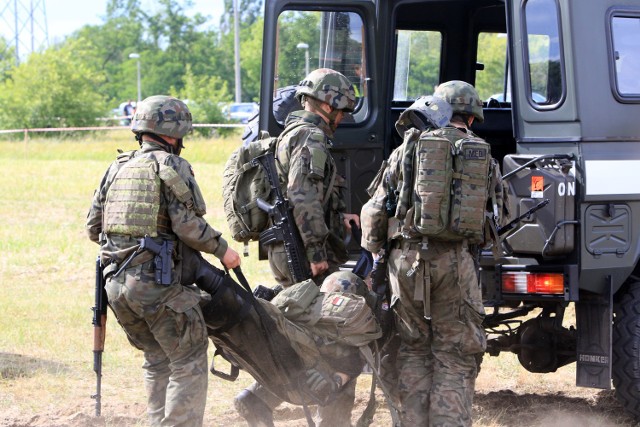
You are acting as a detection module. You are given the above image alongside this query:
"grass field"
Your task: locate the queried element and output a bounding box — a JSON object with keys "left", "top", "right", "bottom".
{"left": 0, "top": 131, "right": 271, "bottom": 426}
{"left": 0, "top": 131, "right": 637, "bottom": 427}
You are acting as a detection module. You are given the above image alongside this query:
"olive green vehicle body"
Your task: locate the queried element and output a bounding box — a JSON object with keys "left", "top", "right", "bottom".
{"left": 257, "top": 0, "right": 640, "bottom": 418}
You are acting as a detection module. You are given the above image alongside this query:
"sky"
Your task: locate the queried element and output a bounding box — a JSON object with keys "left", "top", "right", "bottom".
{"left": 1, "top": 0, "right": 225, "bottom": 50}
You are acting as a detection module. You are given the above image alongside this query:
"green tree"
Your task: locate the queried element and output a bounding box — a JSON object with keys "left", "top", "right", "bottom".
{"left": 476, "top": 32, "right": 508, "bottom": 101}
{"left": 171, "top": 64, "right": 232, "bottom": 136}
{"left": 403, "top": 31, "right": 441, "bottom": 99}
{"left": 0, "top": 38, "right": 107, "bottom": 130}
{"left": 275, "top": 11, "right": 321, "bottom": 88}
{"left": 0, "top": 37, "right": 15, "bottom": 82}
{"left": 220, "top": 0, "right": 264, "bottom": 29}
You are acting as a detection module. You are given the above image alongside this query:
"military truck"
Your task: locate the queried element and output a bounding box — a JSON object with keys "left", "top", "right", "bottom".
{"left": 256, "top": 0, "right": 640, "bottom": 418}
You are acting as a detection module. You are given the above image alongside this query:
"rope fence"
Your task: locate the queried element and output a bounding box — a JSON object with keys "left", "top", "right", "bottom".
{"left": 0, "top": 123, "right": 246, "bottom": 139}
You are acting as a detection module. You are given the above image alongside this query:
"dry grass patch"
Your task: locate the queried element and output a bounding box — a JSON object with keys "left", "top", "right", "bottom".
{"left": 1, "top": 134, "right": 639, "bottom": 426}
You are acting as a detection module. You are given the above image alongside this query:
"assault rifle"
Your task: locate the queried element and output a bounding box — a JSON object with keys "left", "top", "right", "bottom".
{"left": 113, "top": 236, "right": 174, "bottom": 285}
{"left": 92, "top": 256, "right": 107, "bottom": 417}
{"left": 254, "top": 152, "right": 312, "bottom": 284}
{"left": 497, "top": 199, "right": 550, "bottom": 236}
{"left": 369, "top": 174, "right": 398, "bottom": 341}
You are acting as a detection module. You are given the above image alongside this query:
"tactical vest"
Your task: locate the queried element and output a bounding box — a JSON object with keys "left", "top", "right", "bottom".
{"left": 104, "top": 151, "right": 193, "bottom": 237}
{"left": 403, "top": 127, "right": 492, "bottom": 243}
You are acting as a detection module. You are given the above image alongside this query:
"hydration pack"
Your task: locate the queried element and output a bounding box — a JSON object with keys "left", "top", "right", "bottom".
{"left": 223, "top": 123, "right": 306, "bottom": 243}
{"left": 403, "top": 127, "right": 493, "bottom": 242}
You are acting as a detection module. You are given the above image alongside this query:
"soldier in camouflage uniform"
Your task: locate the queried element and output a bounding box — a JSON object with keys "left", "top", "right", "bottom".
{"left": 235, "top": 69, "right": 361, "bottom": 427}
{"left": 86, "top": 95, "right": 241, "bottom": 427}
{"left": 361, "top": 81, "right": 501, "bottom": 426}
{"left": 264, "top": 68, "right": 360, "bottom": 289}
{"left": 235, "top": 272, "right": 370, "bottom": 427}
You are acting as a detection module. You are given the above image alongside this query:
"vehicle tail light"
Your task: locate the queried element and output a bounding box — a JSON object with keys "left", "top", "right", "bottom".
{"left": 502, "top": 271, "right": 565, "bottom": 295}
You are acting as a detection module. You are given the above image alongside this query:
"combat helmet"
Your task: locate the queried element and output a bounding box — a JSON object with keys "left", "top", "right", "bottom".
{"left": 131, "top": 95, "right": 193, "bottom": 139}
{"left": 433, "top": 80, "right": 484, "bottom": 123}
{"left": 395, "top": 95, "right": 453, "bottom": 136}
{"left": 320, "top": 271, "right": 367, "bottom": 296}
{"left": 295, "top": 68, "right": 356, "bottom": 113}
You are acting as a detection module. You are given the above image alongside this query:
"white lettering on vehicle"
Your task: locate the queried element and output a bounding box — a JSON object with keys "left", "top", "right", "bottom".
{"left": 558, "top": 181, "right": 575, "bottom": 197}
{"left": 578, "top": 353, "right": 609, "bottom": 365}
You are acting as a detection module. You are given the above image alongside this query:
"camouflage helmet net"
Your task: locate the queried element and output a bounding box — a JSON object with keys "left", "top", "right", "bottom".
{"left": 433, "top": 80, "right": 484, "bottom": 123}
{"left": 320, "top": 271, "right": 367, "bottom": 296}
{"left": 395, "top": 95, "right": 453, "bottom": 136}
{"left": 295, "top": 68, "right": 357, "bottom": 112}
{"left": 131, "top": 95, "right": 193, "bottom": 139}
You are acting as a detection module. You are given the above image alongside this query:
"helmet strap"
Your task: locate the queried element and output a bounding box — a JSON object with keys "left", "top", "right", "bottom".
{"left": 141, "top": 133, "right": 181, "bottom": 155}
{"left": 305, "top": 96, "right": 341, "bottom": 132}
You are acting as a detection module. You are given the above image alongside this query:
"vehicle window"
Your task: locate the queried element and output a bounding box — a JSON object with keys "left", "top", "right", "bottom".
{"left": 393, "top": 30, "right": 442, "bottom": 101}
{"left": 275, "top": 10, "right": 366, "bottom": 123}
{"left": 476, "top": 32, "right": 509, "bottom": 103}
{"left": 523, "top": 0, "right": 564, "bottom": 106}
{"left": 610, "top": 15, "right": 640, "bottom": 97}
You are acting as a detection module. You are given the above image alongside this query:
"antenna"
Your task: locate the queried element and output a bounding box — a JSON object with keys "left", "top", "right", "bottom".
{"left": 0, "top": 0, "right": 49, "bottom": 65}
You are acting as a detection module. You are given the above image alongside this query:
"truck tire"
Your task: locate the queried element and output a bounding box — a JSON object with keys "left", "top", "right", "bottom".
{"left": 612, "top": 280, "right": 640, "bottom": 419}
{"left": 241, "top": 85, "right": 300, "bottom": 145}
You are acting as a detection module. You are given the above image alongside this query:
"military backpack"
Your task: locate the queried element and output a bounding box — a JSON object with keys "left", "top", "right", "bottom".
{"left": 398, "top": 126, "right": 493, "bottom": 243}
{"left": 223, "top": 123, "right": 306, "bottom": 243}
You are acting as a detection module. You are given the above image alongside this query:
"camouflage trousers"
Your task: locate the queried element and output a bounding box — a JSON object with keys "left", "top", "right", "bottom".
{"left": 388, "top": 239, "right": 486, "bottom": 427}
{"left": 105, "top": 260, "right": 209, "bottom": 427}
{"left": 267, "top": 242, "right": 339, "bottom": 288}
{"left": 247, "top": 376, "right": 357, "bottom": 427}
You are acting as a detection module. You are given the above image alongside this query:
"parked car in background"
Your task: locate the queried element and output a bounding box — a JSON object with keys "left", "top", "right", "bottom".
{"left": 226, "top": 102, "right": 259, "bottom": 124}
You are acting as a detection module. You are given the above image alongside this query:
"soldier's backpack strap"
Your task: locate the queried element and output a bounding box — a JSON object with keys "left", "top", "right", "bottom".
{"left": 152, "top": 151, "right": 200, "bottom": 213}
{"left": 395, "top": 127, "right": 421, "bottom": 220}
{"left": 276, "top": 121, "right": 337, "bottom": 209}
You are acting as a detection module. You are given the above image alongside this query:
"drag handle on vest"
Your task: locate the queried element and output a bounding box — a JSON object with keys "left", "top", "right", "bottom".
{"left": 91, "top": 256, "right": 108, "bottom": 417}
{"left": 497, "top": 199, "right": 549, "bottom": 236}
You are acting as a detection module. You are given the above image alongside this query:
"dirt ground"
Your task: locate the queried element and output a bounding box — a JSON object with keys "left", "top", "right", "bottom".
{"left": 1, "top": 356, "right": 639, "bottom": 427}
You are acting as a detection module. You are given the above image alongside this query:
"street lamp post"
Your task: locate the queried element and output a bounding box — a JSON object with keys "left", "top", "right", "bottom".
{"left": 296, "top": 42, "right": 309, "bottom": 76}
{"left": 129, "top": 53, "right": 141, "bottom": 103}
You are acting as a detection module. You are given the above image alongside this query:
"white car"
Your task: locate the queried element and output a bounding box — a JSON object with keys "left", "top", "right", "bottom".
{"left": 227, "top": 102, "right": 260, "bottom": 124}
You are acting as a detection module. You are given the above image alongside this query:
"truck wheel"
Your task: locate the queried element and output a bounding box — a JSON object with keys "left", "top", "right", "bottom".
{"left": 241, "top": 86, "right": 300, "bottom": 145}
{"left": 612, "top": 280, "right": 640, "bottom": 419}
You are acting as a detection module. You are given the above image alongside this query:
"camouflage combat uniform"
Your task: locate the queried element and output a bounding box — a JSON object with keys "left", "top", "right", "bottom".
{"left": 86, "top": 97, "right": 229, "bottom": 427}
{"left": 361, "top": 82, "right": 496, "bottom": 426}
{"left": 245, "top": 109, "right": 356, "bottom": 427}
{"left": 238, "top": 69, "right": 357, "bottom": 427}
{"left": 266, "top": 109, "right": 350, "bottom": 288}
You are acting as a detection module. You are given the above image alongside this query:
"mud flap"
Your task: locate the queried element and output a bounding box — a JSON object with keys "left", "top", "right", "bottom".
{"left": 575, "top": 276, "right": 612, "bottom": 389}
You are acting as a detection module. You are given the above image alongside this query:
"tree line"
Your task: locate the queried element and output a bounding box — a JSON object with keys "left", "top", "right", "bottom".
{"left": 0, "top": 0, "right": 516, "bottom": 134}
{"left": 0, "top": 0, "right": 265, "bottom": 133}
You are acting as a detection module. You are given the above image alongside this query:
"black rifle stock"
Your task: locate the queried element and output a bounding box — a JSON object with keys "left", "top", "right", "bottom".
{"left": 92, "top": 256, "right": 107, "bottom": 417}
{"left": 254, "top": 152, "right": 311, "bottom": 284}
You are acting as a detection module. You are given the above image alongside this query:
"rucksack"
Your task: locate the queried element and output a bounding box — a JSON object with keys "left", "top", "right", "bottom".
{"left": 272, "top": 279, "right": 382, "bottom": 347}
{"left": 223, "top": 123, "right": 308, "bottom": 243}
{"left": 400, "top": 127, "right": 493, "bottom": 243}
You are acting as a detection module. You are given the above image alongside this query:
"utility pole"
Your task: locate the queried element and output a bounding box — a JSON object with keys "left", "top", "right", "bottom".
{"left": 0, "top": 0, "right": 49, "bottom": 65}
{"left": 233, "top": 0, "right": 241, "bottom": 102}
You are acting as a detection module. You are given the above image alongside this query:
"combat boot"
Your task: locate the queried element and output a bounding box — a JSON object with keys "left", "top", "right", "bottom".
{"left": 234, "top": 389, "right": 275, "bottom": 427}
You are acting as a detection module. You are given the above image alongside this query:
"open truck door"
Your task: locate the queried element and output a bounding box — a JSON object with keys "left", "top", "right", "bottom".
{"left": 259, "top": 0, "right": 383, "bottom": 217}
